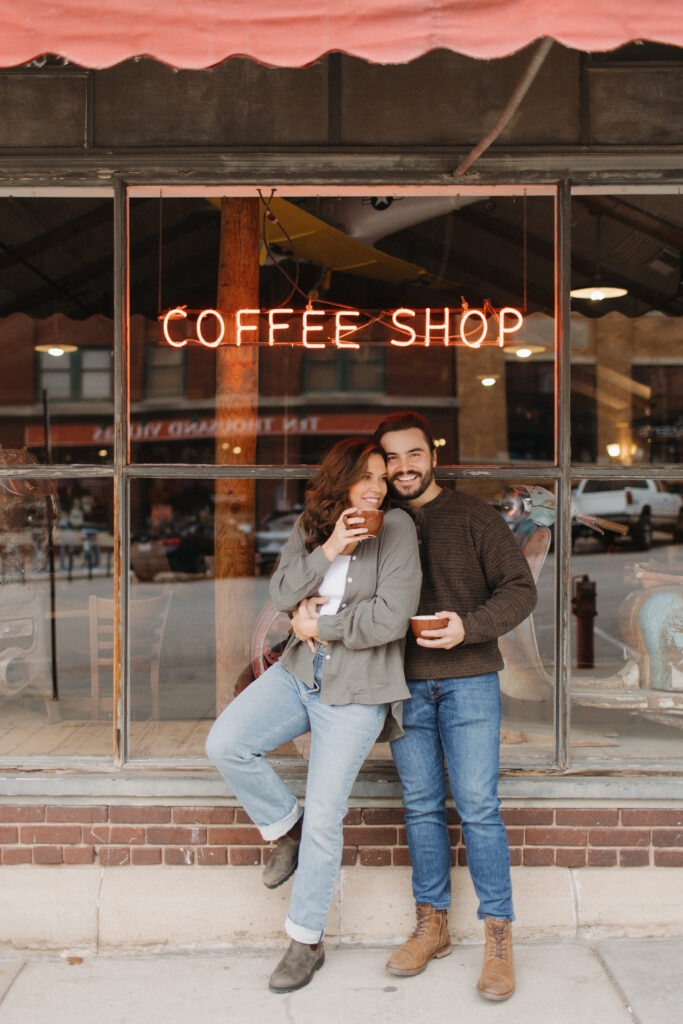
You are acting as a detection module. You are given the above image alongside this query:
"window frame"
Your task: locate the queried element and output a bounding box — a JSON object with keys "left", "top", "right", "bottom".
{"left": 0, "top": 180, "right": 681, "bottom": 791}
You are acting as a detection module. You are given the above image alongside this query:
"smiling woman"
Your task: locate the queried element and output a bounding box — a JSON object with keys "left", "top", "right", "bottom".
{"left": 205, "top": 434, "right": 420, "bottom": 990}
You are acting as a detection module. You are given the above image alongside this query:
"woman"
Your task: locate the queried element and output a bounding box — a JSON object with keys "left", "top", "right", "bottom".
{"left": 206, "top": 437, "right": 421, "bottom": 993}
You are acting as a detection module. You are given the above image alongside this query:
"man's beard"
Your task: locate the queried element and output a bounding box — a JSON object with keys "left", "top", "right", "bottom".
{"left": 388, "top": 466, "right": 434, "bottom": 501}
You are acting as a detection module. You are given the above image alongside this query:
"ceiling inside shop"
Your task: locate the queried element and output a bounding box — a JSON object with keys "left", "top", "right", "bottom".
{"left": 0, "top": 192, "right": 681, "bottom": 323}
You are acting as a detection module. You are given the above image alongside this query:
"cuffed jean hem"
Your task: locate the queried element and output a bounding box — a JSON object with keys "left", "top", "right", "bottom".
{"left": 477, "top": 910, "right": 516, "bottom": 922}
{"left": 259, "top": 801, "right": 302, "bottom": 842}
{"left": 285, "top": 916, "right": 323, "bottom": 945}
{"left": 416, "top": 899, "right": 450, "bottom": 911}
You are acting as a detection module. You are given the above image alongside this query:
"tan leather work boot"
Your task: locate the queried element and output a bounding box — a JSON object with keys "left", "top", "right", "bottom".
{"left": 385, "top": 903, "right": 451, "bottom": 976}
{"left": 477, "top": 917, "right": 515, "bottom": 1001}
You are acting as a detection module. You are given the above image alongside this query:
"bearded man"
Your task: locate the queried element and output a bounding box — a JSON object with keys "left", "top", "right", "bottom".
{"left": 375, "top": 410, "right": 537, "bottom": 1002}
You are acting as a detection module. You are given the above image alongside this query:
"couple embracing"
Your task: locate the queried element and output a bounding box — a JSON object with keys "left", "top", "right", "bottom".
{"left": 206, "top": 410, "right": 537, "bottom": 1000}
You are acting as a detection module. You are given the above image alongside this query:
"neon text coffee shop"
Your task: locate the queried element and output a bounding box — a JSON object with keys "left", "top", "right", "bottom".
{"left": 0, "top": 1, "right": 682, "bottom": 948}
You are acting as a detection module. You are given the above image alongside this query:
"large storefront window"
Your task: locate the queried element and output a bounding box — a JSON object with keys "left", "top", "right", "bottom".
{"left": 570, "top": 477, "right": 683, "bottom": 762}
{"left": 0, "top": 196, "right": 114, "bottom": 466}
{"left": 569, "top": 194, "right": 682, "bottom": 469}
{"left": 125, "top": 474, "right": 556, "bottom": 766}
{"left": 0, "top": 475, "right": 114, "bottom": 758}
{"left": 568, "top": 190, "right": 683, "bottom": 763}
{"left": 1, "top": 185, "right": 680, "bottom": 774}
{"left": 129, "top": 193, "right": 556, "bottom": 467}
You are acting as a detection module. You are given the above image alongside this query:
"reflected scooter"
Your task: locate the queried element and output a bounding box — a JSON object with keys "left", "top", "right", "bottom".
{"left": 497, "top": 485, "right": 683, "bottom": 729}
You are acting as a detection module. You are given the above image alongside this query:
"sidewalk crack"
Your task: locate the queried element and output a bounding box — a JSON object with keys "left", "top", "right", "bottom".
{"left": 0, "top": 961, "right": 27, "bottom": 1012}
{"left": 568, "top": 867, "right": 580, "bottom": 937}
{"left": 590, "top": 944, "right": 643, "bottom": 1024}
{"left": 96, "top": 865, "right": 105, "bottom": 955}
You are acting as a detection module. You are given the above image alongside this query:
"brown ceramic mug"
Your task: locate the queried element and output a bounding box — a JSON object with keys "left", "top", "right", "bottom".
{"left": 344, "top": 508, "right": 384, "bottom": 537}
{"left": 411, "top": 614, "right": 449, "bottom": 638}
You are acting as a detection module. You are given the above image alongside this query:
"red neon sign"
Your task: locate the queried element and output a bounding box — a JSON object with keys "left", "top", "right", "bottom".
{"left": 162, "top": 305, "right": 524, "bottom": 350}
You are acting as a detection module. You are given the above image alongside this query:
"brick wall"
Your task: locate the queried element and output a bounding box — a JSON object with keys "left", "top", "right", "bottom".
{"left": 0, "top": 804, "right": 681, "bottom": 867}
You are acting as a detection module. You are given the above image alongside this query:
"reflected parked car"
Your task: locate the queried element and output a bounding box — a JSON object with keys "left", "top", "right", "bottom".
{"left": 572, "top": 479, "right": 683, "bottom": 550}
{"left": 255, "top": 507, "right": 303, "bottom": 572}
{"left": 131, "top": 521, "right": 215, "bottom": 581}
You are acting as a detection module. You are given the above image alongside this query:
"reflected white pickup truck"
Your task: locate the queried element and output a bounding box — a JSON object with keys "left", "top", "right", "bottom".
{"left": 571, "top": 479, "right": 683, "bottom": 550}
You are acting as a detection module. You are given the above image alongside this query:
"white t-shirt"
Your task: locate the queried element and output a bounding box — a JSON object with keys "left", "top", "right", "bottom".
{"left": 317, "top": 554, "right": 351, "bottom": 616}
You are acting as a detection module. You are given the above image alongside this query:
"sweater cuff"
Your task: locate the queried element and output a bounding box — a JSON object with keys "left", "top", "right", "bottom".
{"left": 461, "top": 609, "right": 493, "bottom": 645}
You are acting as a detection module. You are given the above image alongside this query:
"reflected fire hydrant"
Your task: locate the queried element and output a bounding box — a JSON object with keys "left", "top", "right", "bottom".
{"left": 572, "top": 574, "right": 597, "bottom": 669}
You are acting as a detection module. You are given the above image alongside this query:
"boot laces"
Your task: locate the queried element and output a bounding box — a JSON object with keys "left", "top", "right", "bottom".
{"left": 488, "top": 922, "right": 510, "bottom": 962}
{"left": 411, "top": 904, "right": 436, "bottom": 941}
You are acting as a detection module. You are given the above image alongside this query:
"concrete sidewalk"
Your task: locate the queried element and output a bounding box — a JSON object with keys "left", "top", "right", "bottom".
{"left": 0, "top": 938, "right": 680, "bottom": 1024}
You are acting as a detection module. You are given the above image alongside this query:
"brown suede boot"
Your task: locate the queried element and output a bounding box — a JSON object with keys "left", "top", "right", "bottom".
{"left": 385, "top": 903, "right": 451, "bottom": 976}
{"left": 477, "top": 917, "right": 515, "bottom": 1001}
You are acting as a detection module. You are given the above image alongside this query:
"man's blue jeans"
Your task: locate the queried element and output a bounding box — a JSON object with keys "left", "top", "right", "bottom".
{"left": 390, "top": 672, "right": 513, "bottom": 921}
{"left": 206, "top": 649, "right": 387, "bottom": 943}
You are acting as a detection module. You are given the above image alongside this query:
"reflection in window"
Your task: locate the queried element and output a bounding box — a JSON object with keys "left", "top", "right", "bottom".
{"left": 37, "top": 347, "right": 113, "bottom": 402}
{"left": 506, "top": 360, "right": 554, "bottom": 461}
{"left": 570, "top": 193, "right": 682, "bottom": 467}
{"left": 303, "top": 346, "right": 384, "bottom": 392}
{"left": 0, "top": 477, "right": 114, "bottom": 760}
{"left": 125, "top": 476, "right": 556, "bottom": 766}
{"left": 130, "top": 194, "right": 556, "bottom": 466}
{"left": 571, "top": 477, "right": 683, "bottom": 762}
{"left": 145, "top": 346, "right": 186, "bottom": 399}
{"left": 632, "top": 363, "right": 683, "bottom": 463}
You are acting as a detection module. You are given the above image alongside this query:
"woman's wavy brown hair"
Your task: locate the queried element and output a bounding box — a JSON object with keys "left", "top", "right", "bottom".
{"left": 301, "top": 437, "right": 388, "bottom": 551}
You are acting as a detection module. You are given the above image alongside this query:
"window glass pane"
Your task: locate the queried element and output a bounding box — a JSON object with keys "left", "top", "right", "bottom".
{"left": 130, "top": 194, "right": 555, "bottom": 466}
{"left": 570, "top": 476, "right": 683, "bottom": 763}
{"left": 128, "top": 475, "right": 555, "bottom": 767}
{"left": 345, "top": 348, "right": 384, "bottom": 391}
{"left": 0, "top": 197, "right": 114, "bottom": 465}
{"left": 81, "top": 370, "right": 112, "bottom": 401}
{"left": 39, "top": 353, "right": 72, "bottom": 399}
{"left": 570, "top": 194, "right": 682, "bottom": 467}
{"left": 145, "top": 347, "right": 185, "bottom": 399}
{"left": 0, "top": 477, "right": 114, "bottom": 761}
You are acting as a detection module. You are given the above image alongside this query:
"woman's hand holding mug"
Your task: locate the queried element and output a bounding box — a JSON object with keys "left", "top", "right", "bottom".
{"left": 321, "top": 507, "right": 368, "bottom": 561}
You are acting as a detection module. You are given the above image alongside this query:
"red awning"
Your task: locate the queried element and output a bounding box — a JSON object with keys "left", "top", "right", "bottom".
{"left": 3, "top": 1, "right": 683, "bottom": 69}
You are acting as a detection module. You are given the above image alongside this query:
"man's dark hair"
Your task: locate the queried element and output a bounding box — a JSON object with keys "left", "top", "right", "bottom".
{"left": 374, "top": 410, "right": 435, "bottom": 452}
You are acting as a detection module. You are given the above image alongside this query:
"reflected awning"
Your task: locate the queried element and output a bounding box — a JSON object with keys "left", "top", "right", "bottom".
{"left": 3, "top": 1, "right": 683, "bottom": 69}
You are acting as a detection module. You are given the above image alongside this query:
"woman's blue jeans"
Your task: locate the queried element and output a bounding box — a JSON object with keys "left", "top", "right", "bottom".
{"left": 390, "top": 672, "right": 514, "bottom": 921}
{"left": 206, "top": 649, "right": 387, "bottom": 943}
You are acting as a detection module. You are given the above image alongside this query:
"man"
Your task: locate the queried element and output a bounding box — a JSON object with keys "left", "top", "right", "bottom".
{"left": 375, "top": 410, "right": 537, "bottom": 1002}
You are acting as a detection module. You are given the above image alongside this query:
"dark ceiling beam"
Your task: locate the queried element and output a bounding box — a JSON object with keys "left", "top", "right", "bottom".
{"left": 575, "top": 195, "right": 683, "bottom": 251}
{"left": 454, "top": 207, "right": 681, "bottom": 313}
{"left": 0, "top": 238, "right": 90, "bottom": 313}
{"left": 0, "top": 202, "right": 112, "bottom": 272}
{"left": 382, "top": 226, "right": 555, "bottom": 311}
{"left": 0, "top": 207, "right": 218, "bottom": 318}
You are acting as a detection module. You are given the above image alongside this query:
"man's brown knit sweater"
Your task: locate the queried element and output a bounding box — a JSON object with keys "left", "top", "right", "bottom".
{"left": 405, "top": 487, "right": 537, "bottom": 681}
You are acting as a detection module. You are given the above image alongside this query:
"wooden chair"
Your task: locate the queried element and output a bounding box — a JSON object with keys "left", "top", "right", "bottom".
{"left": 89, "top": 591, "right": 172, "bottom": 720}
{"left": 0, "top": 591, "right": 59, "bottom": 722}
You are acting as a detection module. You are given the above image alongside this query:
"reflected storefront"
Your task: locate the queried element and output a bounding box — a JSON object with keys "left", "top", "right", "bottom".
{"left": 0, "top": 187, "right": 681, "bottom": 784}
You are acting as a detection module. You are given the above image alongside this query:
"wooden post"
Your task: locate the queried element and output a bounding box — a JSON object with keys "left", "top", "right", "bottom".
{"left": 214, "top": 197, "right": 260, "bottom": 710}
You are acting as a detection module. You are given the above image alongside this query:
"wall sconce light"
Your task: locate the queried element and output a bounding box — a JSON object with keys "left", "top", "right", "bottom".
{"left": 606, "top": 443, "right": 621, "bottom": 458}
{"left": 478, "top": 375, "right": 499, "bottom": 388}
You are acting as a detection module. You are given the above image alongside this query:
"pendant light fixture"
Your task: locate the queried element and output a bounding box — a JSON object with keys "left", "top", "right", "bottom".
{"left": 570, "top": 214, "right": 628, "bottom": 301}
